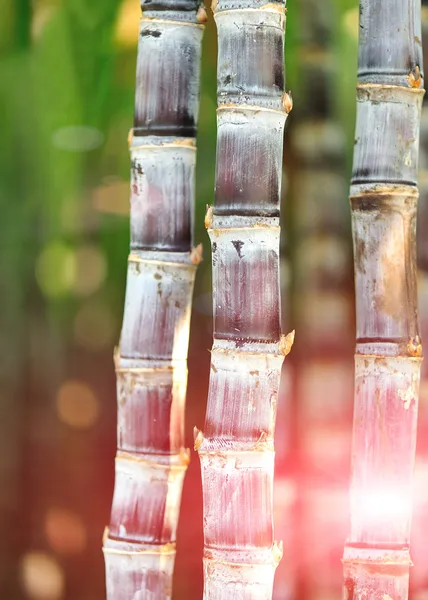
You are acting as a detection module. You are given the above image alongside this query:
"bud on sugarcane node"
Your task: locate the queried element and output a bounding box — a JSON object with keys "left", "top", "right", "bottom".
{"left": 102, "top": 0, "right": 205, "bottom": 598}
{"left": 342, "top": 1, "right": 425, "bottom": 599}
{"left": 196, "top": 0, "right": 292, "bottom": 598}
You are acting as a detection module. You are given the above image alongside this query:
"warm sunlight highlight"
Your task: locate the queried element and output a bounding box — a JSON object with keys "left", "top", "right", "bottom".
{"left": 56, "top": 380, "right": 100, "bottom": 429}
{"left": 73, "top": 245, "right": 107, "bottom": 297}
{"left": 36, "top": 242, "right": 76, "bottom": 298}
{"left": 45, "top": 508, "right": 87, "bottom": 555}
{"left": 353, "top": 487, "right": 412, "bottom": 528}
{"left": 20, "top": 552, "right": 64, "bottom": 600}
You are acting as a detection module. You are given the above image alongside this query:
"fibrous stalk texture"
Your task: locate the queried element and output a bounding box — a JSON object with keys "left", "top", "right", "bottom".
{"left": 412, "top": 2, "right": 428, "bottom": 595}
{"left": 196, "top": 0, "right": 292, "bottom": 598}
{"left": 343, "top": 2, "right": 424, "bottom": 599}
{"left": 103, "top": 1, "right": 204, "bottom": 598}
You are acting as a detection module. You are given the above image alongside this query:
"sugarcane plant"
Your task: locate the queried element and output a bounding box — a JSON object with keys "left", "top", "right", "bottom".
{"left": 412, "top": 1, "right": 428, "bottom": 595}
{"left": 343, "top": 1, "right": 424, "bottom": 598}
{"left": 103, "top": 0, "right": 205, "bottom": 597}
{"left": 195, "top": 0, "right": 293, "bottom": 597}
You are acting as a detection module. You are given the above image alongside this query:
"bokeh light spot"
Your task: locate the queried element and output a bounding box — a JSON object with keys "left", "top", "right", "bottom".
{"left": 92, "top": 178, "right": 130, "bottom": 215}
{"left": 343, "top": 7, "right": 359, "bottom": 40}
{"left": 74, "top": 301, "right": 116, "bottom": 351}
{"left": 31, "top": 5, "right": 57, "bottom": 41}
{"left": 56, "top": 380, "right": 99, "bottom": 429}
{"left": 73, "top": 245, "right": 107, "bottom": 297}
{"left": 44, "top": 508, "right": 87, "bottom": 555}
{"left": 115, "top": 0, "right": 140, "bottom": 48}
{"left": 35, "top": 242, "right": 76, "bottom": 298}
{"left": 20, "top": 552, "right": 64, "bottom": 600}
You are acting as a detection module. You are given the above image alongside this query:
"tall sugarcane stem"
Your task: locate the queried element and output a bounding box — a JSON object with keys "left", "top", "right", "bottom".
{"left": 411, "top": 3, "right": 428, "bottom": 596}
{"left": 103, "top": 1, "right": 204, "bottom": 598}
{"left": 196, "top": 1, "right": 291, "bottom": 598}
{"left": 343, "top": 1, "right": 424, "bottom": 598}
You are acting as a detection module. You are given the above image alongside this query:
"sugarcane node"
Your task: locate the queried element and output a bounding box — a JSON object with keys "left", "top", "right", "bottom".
{"left": 102, "top": 526, "right": 110, "bottom": 545}
{"left": 127, "top": 128, "right": 134, "bottom": 147}
{"left": 104, "top": 540, "right": 177, "bottom": 556}
{"left": 280, "top": 330, "right": 295, "bottom": 356}
{"left": 197, "top": 6, "right": 208, "bottom": 23}
{"left": 194, "top": 427, "right": 204, "bottom": 451}
{"left": 171, "top": 138, "right": 196, "bottom": 148}
{"left": 407, "top": 336, "right": 423, "bottom": 357}
{"left": 205, "top": 205, "right": 213, "bottom": 229}
{"left": 204, "top": 549, "right": 214, "bottom": 561}
{"left": 408, "top": 65, "right": 422, "bottom": 88}
{"left": 272, "top": 540, "right": 284, "bottom": 565}
{"left": 282, "top": 91, "right": 293, "bottom": 113}
{"left": 254, "top": 430, "right": 274, "bottom": 451}
{"left": 260, "top": 2, "right": 287, "bottom": 13}
{"left": 113, "top": 346, "right": 120, "bottom": 366}
{"left": 190, "top": 243, "right": 203, "bottom": 265}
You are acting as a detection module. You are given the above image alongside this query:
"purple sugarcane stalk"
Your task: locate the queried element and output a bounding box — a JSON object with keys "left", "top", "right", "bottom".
{"left": 195, "top": 0, "right": 293, "bottom": 598}
{"left": 103, "top": 1, "right": 205, "bottom": 598}
{"left": 343, "top": 1, "right": 425, "bottom": 598}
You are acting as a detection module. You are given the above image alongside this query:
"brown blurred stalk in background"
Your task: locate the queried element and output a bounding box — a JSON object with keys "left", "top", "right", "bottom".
{"left": 343, "top": 1, "right": 424, "bottom": 598}
{"left": 289, "top": 0, "right": 354, "bottom": 598}
{"left": 103, "top": 0, "right": 205, "bottom": 597}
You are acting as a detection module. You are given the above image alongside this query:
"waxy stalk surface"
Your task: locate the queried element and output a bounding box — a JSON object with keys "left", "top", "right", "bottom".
{"left": 343, "top": 1, "right": 424, "bottom": 598}
{"left": 412, "top": 1, "right": 428, "bottom": 595}
{"left": 196, "top": 0, "right": 292, "bottom": 598}
{"left": 103, "top": 1, "right": 204, "bottom": 598}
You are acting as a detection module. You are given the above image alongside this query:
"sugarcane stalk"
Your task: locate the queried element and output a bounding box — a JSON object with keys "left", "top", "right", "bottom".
{"left": 418, "top": 4, "right": 428, "bottom": 319}
{"left": 103, "top": 1, "right": 205, "bottom": 597}
{"left": 195, "top": 1, "right": 292, "bottom": 598}
{"left": 343, "top": 2, "right": 424, "bottom": 598}
{"left": 412, "top": 2, "right": 428, "bottom": 596}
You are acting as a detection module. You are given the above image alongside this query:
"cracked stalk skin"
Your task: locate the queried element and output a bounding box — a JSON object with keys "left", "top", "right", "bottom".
{"left": 103, "top": 0, "right": 204, "bottom": 598}
{"left": 196, "top": 0, "right": 292, "bottom": 598}
{"left": 343, "top": 1, "right": 424, "bottom": 599}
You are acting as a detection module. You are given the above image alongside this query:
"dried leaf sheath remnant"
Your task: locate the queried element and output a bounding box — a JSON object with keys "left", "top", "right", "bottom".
{"left": 196, "top": 0, "right": 292, "bottom": 598}
{"left": 103, "top": 0, "right": 204, "bottom": 598}
{"left": 343, "top": 1, "right": 424, "bottom": 599}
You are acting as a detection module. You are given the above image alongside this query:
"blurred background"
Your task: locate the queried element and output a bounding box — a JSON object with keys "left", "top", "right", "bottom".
{"left": 1, "top": 1, "right": 428, "bottom": 599}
